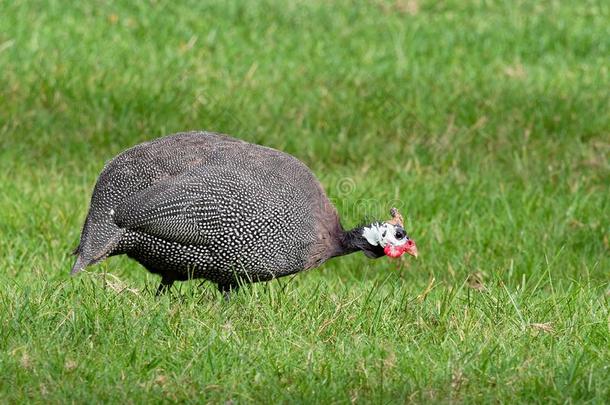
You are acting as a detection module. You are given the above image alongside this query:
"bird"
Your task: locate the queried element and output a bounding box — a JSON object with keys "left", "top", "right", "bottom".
{"left": 71, "top": 131, "right": 418, "bottom": 296}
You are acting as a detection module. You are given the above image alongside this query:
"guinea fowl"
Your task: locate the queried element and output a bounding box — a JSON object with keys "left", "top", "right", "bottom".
{"left": 71, "top": 132, "right": 418, "bottom": 296}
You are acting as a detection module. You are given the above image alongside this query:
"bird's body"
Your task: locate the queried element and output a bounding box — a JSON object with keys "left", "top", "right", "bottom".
{"left": 72, "top": 132, "right": 417, "bottom": 294}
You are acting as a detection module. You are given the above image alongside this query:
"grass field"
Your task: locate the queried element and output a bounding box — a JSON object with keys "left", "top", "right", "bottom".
{"left": 1, "top": 0, "right": 609, "bottom": 403}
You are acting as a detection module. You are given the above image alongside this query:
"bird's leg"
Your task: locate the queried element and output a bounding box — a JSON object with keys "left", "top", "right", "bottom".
{"left": 217, "top": 283, "right": 239, "bottom": 301}
{"left": 156, "top": 276, "right": 174, "bottom": 296}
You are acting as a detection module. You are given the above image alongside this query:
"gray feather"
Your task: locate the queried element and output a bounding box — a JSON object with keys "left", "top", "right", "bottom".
{"left": 72, "top": 131, "right": 344, "bottom": 288}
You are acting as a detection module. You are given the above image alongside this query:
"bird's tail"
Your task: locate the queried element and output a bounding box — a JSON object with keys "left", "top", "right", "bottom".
{"left": 70, "top": 254, "right": 88, "bottom": 275}
{"left": 70, "top": 230, "right": 125, "bottom": 275}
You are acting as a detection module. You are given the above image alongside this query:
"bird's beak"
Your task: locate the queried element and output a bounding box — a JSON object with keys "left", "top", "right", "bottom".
{"left": 404, "top": 240, "right": 418, "bottom": 258}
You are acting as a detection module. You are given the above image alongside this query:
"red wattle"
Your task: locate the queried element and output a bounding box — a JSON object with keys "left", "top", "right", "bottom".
{"left": 384, "top": 244, "right": 404, "bottom": 258}
{"left": 384, "top": 240, "right": 418, "bottom": 258}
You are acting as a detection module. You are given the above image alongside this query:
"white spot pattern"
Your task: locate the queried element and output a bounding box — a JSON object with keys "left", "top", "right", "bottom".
{"left": 73, "top": 132, "right": 339, "bottom": 289}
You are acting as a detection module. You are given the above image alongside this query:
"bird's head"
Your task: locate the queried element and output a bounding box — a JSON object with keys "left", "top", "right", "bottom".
{"left": 360, "top": 208, "right": 418, "bottom": 259}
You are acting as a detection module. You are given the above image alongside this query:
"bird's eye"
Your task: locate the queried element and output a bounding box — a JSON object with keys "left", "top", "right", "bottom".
{"left": 395, "top": 229, "right": 405, "bottom": 239}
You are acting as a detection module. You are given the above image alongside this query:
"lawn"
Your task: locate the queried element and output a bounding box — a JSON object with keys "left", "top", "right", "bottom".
{"left": 0, "top": 0, "right": 608, "bottom": 403}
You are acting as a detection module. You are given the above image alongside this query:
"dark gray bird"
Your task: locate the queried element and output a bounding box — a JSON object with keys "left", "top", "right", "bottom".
{"left": 72, "top": 132, "right": 418, "bottom": 295}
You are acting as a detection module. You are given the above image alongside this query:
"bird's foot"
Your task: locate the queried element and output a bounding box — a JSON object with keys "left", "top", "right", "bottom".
{"left": 218, "top": 284, "right": 239, "bottom": 302}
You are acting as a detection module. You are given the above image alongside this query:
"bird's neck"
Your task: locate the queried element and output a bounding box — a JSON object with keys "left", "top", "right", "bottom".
{"left": 339, "top": 226, "right": 369, "bottom": 255}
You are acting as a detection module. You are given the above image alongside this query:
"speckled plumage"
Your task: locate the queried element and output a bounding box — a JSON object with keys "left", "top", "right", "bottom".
{"left": 72, "top": 131, "right": 370, "bottom": 293}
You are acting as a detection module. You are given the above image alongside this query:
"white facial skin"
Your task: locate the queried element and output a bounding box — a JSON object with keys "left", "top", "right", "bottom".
{"left": 362, "top": 223, "right": 408, "bottom": 248}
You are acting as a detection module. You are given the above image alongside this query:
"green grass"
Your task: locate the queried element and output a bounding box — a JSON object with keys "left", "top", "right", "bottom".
{"left": 1, "top": 0, "right": 609, "bottom": 403}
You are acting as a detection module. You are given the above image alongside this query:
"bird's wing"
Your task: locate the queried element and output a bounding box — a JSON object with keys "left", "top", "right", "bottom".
{"left": 113, "top": 171, "right": 234, "bottom": 246}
